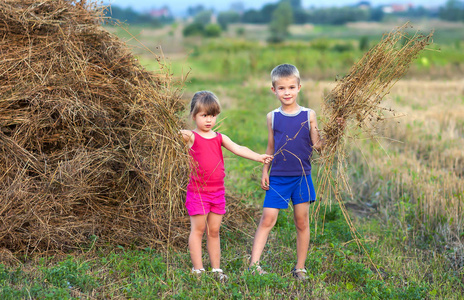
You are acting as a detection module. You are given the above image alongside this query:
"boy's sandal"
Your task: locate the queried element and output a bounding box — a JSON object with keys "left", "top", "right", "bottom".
{"left": 212, "top": 268, "right": 228, "bottom": 282}
{"left": 249, "top": 265, "right": 268, "bottom": 275}
{"left": 191, "top": 268, "right": 205, "bottom": 275}
{"left": 292, "top": 268, "right": 308, "bottom": 280}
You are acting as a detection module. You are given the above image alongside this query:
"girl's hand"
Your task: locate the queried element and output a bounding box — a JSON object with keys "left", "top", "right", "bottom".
{"left": 258, "top": 154, "right": 273, "bottom": 164}
{"left": 180, "top": 129, "right": 194, "bottom": 147}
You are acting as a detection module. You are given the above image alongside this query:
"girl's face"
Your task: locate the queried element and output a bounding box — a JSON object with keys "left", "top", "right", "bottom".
{"left": 193, "top": 110, "right": 217, "bottom": 133}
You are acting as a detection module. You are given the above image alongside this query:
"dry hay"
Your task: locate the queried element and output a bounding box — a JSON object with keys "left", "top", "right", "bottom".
{"left": 0, "top": 0, "right": 254, "bottom": 255}
{"left": 315, "top": 23, "right": 433, "bottom": 274}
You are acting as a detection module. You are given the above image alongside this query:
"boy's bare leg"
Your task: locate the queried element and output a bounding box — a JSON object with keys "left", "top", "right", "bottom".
{"left": 206, "top": 212, "right": 223, "bottom": 269}
{"left": 293, "top": 202, "right": 310, "bottom": 269}
{"left": 189, "top": 215, "right": 207, "bottom": 270}
{"left": 250, "top": 207, "right": 280, "bottom": 267}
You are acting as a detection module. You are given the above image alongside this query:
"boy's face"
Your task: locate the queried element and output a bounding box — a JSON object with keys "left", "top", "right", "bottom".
{"left": 271, "top": 76, "right": 301, "bottom": 107}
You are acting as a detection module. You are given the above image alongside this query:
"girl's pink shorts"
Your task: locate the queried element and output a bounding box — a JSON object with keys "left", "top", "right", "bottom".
{"left": 185, "top": 189, "right": 226, "bottom": 216}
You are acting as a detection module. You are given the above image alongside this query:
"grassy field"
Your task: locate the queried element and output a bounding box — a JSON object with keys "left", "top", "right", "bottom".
{"left": 1, "top": 21, "right": 463, "bottom": 299}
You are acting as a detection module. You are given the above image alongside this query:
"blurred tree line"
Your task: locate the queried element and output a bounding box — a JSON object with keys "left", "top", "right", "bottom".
{"left": 104, "top": 5, "right": 173, "bottom": 26}
{"left": 183, "top": 10, "right": 222, "bottom": 38}
{"left": 439, "top": 0, "right": 464, "bottom": 21}
{"left": 240, "top": 1, "right": 375, "bottom": 25}
{"left": 105, "top": 0, "right": 464, "bottom": 41}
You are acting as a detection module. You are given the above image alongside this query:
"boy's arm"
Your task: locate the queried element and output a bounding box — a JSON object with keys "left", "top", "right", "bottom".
{"left": 309, "top": 110, "right": 323, "bottom": 151}
{"left": 261, "top": 112, "right": 274, "bottom": 190}
{"left": 310, "top": 111, "right": 345, "bottom": 152}
{"left": 221, "top": 134, "right": 273, "bottom": 164}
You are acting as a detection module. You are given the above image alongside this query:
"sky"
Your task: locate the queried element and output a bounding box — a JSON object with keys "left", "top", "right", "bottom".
{"left": 104, "top": 0, "right": 448, "bottom": 16}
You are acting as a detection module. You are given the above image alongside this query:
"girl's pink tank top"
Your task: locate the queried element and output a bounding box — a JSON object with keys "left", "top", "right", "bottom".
{"left": 187, "top": 131, "right": 225, "bottom": 193}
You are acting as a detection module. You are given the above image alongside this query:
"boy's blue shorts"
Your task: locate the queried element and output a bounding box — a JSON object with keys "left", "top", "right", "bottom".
{"left": 264, "top": 175, "right": 316, "bottom": 209}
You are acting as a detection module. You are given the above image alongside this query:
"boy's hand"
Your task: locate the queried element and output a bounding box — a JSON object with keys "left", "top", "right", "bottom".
{"left": 261, "top": 174, "right": 270, "bottom": 190}
{"left": 258, "top": 154, "right": 273, "bottom": 164}
{"left": 336, "top": 117, "right": 346, "bottom": 129}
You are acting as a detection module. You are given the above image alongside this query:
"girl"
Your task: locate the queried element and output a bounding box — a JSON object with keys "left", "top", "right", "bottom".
{"left": 180, "top": 91, "right": 273, "bottom": 281}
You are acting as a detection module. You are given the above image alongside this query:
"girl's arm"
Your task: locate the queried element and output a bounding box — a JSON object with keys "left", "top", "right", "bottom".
{"left": 221, "top": 134, "right": 273, "bottom": 164}
{"left": 180, "top": 129, "right": 194, "bottom": 148}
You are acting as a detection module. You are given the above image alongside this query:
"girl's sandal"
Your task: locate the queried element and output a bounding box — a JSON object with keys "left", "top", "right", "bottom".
{"left": 191, "top": 268, "right": 205, "bottom": 275}
{"left": 212, "top": 268, "right": 228, "bottom": 282}
{"left": 291, "top": 268, "right": 308, "bottom": 280}
{"left": 250, "top": 265, "right": 268, "bottom": 275}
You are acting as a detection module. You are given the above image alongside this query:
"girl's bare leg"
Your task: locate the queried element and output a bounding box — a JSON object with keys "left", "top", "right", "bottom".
{"left": 189, "top": 215, "right": 207, "bottom": 270}
{"left": 205, "top": 212, "right": 223, "bottom": 269}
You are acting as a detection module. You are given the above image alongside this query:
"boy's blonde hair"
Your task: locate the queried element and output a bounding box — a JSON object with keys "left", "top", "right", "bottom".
{"left": 190, "top": 90, "right": 221, "bottom": 116}
{"left": 270, "top": 64, "right": 300, "bottom": 87}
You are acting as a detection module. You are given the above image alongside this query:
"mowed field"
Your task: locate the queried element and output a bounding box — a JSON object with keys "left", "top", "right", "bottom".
{"left": 142, "top": 21, "right": 464, "bottom": 297}
{"left": 117, "top": 20, "right": 464, "bottom": 298}
{"left": 1, "top": 20, "right": 463, "bottom": 299}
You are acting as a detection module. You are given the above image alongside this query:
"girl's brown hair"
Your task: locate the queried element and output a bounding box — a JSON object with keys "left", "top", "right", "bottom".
{"left": 190, "top": 91, "right": 221, "bottom": 116}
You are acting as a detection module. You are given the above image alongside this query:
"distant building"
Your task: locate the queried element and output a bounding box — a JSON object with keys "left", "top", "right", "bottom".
{"left": 382, "top": 3, "right": 414, "bottom": 14}
{"left": 149, "top": 6, "right": 172, "bottom": 18}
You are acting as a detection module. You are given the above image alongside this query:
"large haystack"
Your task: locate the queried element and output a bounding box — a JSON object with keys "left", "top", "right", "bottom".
{"left": 0, "top": 0, "right": 193, "bottom": 254}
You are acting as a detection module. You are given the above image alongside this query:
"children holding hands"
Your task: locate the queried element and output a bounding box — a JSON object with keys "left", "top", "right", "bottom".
{"left": 180, "top": 90, "right": 273, "bottom": 281}
{"left": 181, "top": 64, "right": 341, "bottom": 282}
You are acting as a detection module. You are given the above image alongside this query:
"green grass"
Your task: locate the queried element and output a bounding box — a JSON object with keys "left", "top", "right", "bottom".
{"left": 4, "top": 204, "right": 456, "bottom": 299}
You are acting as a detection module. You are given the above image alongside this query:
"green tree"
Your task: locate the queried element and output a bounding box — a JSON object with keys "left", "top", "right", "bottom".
{"left": 217, "top": 11, "right": 240, "bottom": 30}
{"left": 293, "top": 8, "right": 309, "bottom": 24}
{"left": 204, "top": 24, "right": 222, "bottom": 37}
{"left": 268, "top": 0, "right": 293, "bottom": 43}
{"left": 289, "top": 0, "right": 302, "bottom": 9}
{"left": 261, "top": 3, "right": 279, "bottom": 23}
{"left": 194, "top": 10, "right": 213, "bottom": 25}
{"left": 182, "top": 23, "right": 204, "bottom": 37}
{"left": 369, "top": 6, "right": 385, "bottom": 22}
{"left": 439, "top": 0, "right": 464, "bottom": 21}
{"left": 242, "top": 9, "right": 264, "bottom": 23}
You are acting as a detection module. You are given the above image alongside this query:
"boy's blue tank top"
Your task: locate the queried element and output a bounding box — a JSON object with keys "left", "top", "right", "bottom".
{"left": 270, "top": 106, "right": 313, "bottom": 176}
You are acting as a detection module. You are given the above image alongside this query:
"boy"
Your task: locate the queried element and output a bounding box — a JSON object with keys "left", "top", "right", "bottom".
{"left": 249, "top": 64, "right": 323, "bottom": 280}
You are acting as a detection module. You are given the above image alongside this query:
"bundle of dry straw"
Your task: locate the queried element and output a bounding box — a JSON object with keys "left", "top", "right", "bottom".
{"left": 0, "top": 0, "right": 253, "bottom": 255}
{"left": 320, "top": 23, "right": 432, "bottom": 161}
{"left": 315, "top": 23, "right": 433, "bottom": 271}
